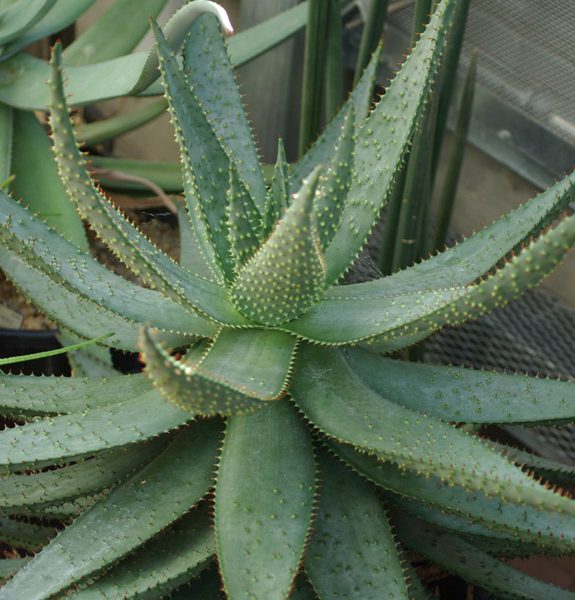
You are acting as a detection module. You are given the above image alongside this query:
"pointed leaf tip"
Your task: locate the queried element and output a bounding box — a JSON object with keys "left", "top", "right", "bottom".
{"left": 232, "top": 167, "right": 327, "bottom": 326}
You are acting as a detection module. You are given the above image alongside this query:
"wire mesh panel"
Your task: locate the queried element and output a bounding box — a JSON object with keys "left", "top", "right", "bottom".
{"left": 387, "top": 0, "right": 575, "bottom": 186}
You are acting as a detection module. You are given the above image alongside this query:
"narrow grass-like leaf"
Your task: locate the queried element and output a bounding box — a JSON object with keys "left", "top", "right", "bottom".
{"left": 346, "top": 348, "right": 575, "bottom": 424}
{"left": 324, "top": 0, "right": 344, "bottom": 121}
{"left": 232, "top": 167, "right": 327, "bottom": 325}
{"left": 305, "top": 452, "right": 409, "bottom": 599}
{"left": 70, "top": 505, "right": 213, "bottom": 600}
{"left": 0, "top": 421, "right": 221, "bottom": 600}
{"left": 215, "top": 401, "right": 315, "bottom": 600}
{"left": 353, "top": 0, "right": 388, "bottom": 86}
{"left": 292, "top": 346, "right": 575, "bottom": 516}
{"left": 0, "top": 390, "right": 190, "bottom": 471}
{"left": 393, "top": 514, "right": 575, "bottom": 600}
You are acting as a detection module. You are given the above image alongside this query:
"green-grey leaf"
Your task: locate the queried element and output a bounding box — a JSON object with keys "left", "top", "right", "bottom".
{"left": 393, "top": 513, "right": 575, "bottom": 600}
{"left": 215, "top": 401, "right": 315, "bottom": 600}
{"left": 305, "top": 452, "right": 409, "bottom": 599}
{"left": 263, "top": 139, "right": 290, "bottom": 238}
{"left": 232, "top": 167, "right": 327, "bottom": 326}
{"left": 62, "top": 0, "right": 167, "bottom": 66}
{"left": 324, "top": 0, "right": 459, "bottom": 282}
{"left": 346, "top": 348, "right": 575, "bottom": 424}
{"left": 141, "top": 328, "right": 297, "bottom": 415}
{"left": 332, "top": 442, "right": 575, "bottom": 554}
{"left": 0, "top": 517, "right": 55, "bottom": 552}
{"left": 0, "top": 390, "right": 190, "bottom": 471}
{"left": 292, "top": 345, "right": 575, "bottom": 516}
{"left": 183, "top": 14, "right": 266, "bottom": 212}
{"left": 0, "top": 421, "right": 221, "bottom": 600}
{"left": 0, "top": 0, "right": 55, "bottom": 45}
{"left": 0, "top": 441, "right": 164, "bottom": 510}
{"left": 70, "top": 505, "right": 213, "bottom": 600}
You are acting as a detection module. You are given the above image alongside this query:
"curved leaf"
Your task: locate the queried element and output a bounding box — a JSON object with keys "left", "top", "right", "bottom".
{"left": 292, "top": 346, "right": 575, "bottom": 516}
{"left": 346, "top": 348, "right": 575, "bottom": 425}
{"left": 141, "top": 328, "right": 296, "bottom": 415}
{"left": 70, "top": 505, "right": 213, "bottom": 600}
{"left": 0, "top": 390, "right": 190, "bottom": 471}
{"left": 0, "top": 421, "right": 220, "bottom": 600}
{"left": 394, "top": 513, "right": 575, "bottom": 600}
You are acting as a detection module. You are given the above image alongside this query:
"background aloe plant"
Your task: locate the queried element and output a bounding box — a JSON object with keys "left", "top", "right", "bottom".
{"left": 1, "top": 1, "right": 575, "bottom": 598}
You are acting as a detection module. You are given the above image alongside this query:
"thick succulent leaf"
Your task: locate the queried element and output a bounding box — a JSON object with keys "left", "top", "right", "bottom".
{"left": 283, "top": 283, "right": 466, "bottom": 344}
{"left": 0, "top": 2, "right": 307, "bottom": 109}
{"left": 62, "top": 0, "right": 167, "bottom": 66}
{"left": 0, "top": 246, "right": 143, "bottom": 351}
{"left": 381, "top": 169, "right": 575, "bottom": 294}
{"left": 393, "top": 514, "right": 575, "bottom": 600}
{"left": 0, "top": 191, "right": 217, "bottom": 340}
{"left": 498, "top": 444, "right": 575, "bottom": 487}
{"left": 305, "top": 452, "right": 409, "bottom": 599}
{"left": 0, "top": 517, "right": 55, "bottom": 552}
{"left": 13, "top": 494, "right": 101, "bottom": 520}
{"left": 291, "top": 45, "right": 381, "bottom": 186}
{"left": 10, "top": 110, "right": 87, "bottom": 249}
{"left": 0, "top": 103, "right": 11, "bottom": 181}
{"left": 232, "top": 167, "right": 327, "bottom": 326}
{"left": 141, "top": 328, "right": 297, "bottom": 415}
{"left": 0, "top": 559, "right": 27, "bottom": 582}
{"left": 0, "top": 372, "right": 151, "bottom": 418}
{"left": 70, "top": 505, "right": 213, "bottom": 600}
{"left": 324, "top": 0, "right": 459, "bottom": 283}
{"left": 346, "top": 348, "right": 575, "bottom": 424}
{"left": 368, "top": 210, "right": 575, "bottom": 351}
{"left": 263, "top": 139, "right": 290, "bottom": 239}
{"left": 0, "top": 0, "right": 55, "bottom": 45}
{"left": 0, "top": 421, "right": 221, "bottom": 600}
{"left": 292, "top": 346, "right": 575, "bottom": 516}
{"left": 215, "top": 401, "right": 316, "bottom": 600}
{"left": 154, "top": 21, "right": 234, "bottom": 283}
{"left": 332, "top": 442, "right": 575, "bottom": 554}
{"left": 48, "top": 45, "right": 246, "bottom": 326}
{"left": 227, "top": 168, "right": 262, "bottom": 269}
{"left": 183, "top": 14, "right": 266, "bottom": 212}
{"left": 314, "top": 105, "right": 355, "bottom": 250}
{"left": 0, "top": 0, "right": 94, "bottom": 62}
{"left": 0, "top": 441, "right": 163, "bottom": 510}
{"left": 290, "top": 206, "right": 575, "bottom": 346}
{"left": 0, "top": 390, "right": 190, "bottom": 472}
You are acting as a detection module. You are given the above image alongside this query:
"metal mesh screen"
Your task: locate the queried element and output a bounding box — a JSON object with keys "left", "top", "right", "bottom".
{"left": 385, "top": 0, "right": 575, "bottom": 186}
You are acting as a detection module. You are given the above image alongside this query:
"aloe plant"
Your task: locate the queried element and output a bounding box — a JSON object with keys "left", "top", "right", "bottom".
{"left": 1, "top": 1, "right": 575, "bottom": 598}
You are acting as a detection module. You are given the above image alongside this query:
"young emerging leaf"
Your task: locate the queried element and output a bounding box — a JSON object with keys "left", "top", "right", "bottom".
{"left": 232, "top": 167, "right": 327, "bottom": 325}
{"left": 262, "top": 139, "right": 290, "bottom": 238}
